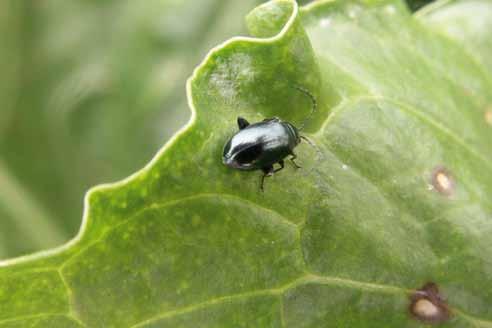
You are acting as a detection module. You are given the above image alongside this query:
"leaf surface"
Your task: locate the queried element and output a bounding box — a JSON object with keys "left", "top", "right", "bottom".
{"left": 0, "top": 0, "right": 263, "bottom": 258}
{"left": 1, "top": 0, "right": 492, "bottom": 327}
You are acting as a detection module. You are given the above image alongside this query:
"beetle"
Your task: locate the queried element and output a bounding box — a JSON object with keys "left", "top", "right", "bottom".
{"left": 222, "top": 86, "right": 316, "bottom": 191}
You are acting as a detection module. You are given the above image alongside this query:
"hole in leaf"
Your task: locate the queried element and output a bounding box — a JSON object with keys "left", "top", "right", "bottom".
{"left": 409, "top": 282, "right": 451, "bottom": 324}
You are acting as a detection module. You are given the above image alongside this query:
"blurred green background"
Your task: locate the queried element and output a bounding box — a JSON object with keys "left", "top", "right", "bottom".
{"left": 0, "top": 0, "right": 432, "bottom": 259}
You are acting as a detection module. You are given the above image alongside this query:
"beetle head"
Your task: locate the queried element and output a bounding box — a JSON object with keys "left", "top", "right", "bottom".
{"left": 283, "top": 122, "right": 301, "bottom": 145}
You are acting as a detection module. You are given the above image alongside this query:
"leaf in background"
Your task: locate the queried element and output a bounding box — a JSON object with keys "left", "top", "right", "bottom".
{"left": 416, "top": 0, "right": 492, "bottom": 77}
{"left": 0, "top": 0, "right": 264, "bottom": 258}
{"left": 1, "top": 0, "right": 492, "bottom": 327}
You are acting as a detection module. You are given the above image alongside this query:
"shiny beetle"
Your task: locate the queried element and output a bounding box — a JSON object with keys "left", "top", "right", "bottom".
{"left": 222, "top": 87, "right": 316, "bottom": 191}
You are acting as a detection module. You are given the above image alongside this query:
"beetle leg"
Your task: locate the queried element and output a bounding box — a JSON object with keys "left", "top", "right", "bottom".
{"left": 260, "top": 166, "right": 274, "bottom": 192}
{"left": 274, "top": 160, "right": 284, "bottom": 173}
{"left": 289, "top": 153, "right": 302, "bottom": 169}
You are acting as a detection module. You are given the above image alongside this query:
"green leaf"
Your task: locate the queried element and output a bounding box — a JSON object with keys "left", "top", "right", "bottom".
{"left": 0, "top": 0, "right": 264, "bottom": 258}
{"left": 416, "top": 0, "right": 492, "bottom": 77}
{"left": 2, "top": 0, "right": 492, "bottom": 327}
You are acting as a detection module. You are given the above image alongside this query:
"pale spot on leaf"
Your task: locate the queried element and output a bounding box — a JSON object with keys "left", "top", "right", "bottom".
{"left": 484, "top": 107, "right": 492, "bottom": 125}
{"left": 431, "top": 166, "right": 455, "bottom": 196}
{"left": 384, "top": 5, "right": 396, "bottom": 15}
{"left": 320, "top": 18, "right": 331, "bottom": 28}
{"left": 414, "top": 299, "right": 439, "bottom": 317}
{"left": 409, "top": 283, "right": 451, "bottom": 324}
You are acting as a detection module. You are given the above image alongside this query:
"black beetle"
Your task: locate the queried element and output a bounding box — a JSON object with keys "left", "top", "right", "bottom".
{"left": 222, "top": 87, "right": 316, "bottom": 191}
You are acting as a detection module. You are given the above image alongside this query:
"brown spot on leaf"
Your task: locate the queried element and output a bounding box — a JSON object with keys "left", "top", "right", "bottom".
{"left": 409, "top": 282, "right": 451, "bottom": 324}
{"left": 431, "top": 166, "right": 454, "bottom": 196}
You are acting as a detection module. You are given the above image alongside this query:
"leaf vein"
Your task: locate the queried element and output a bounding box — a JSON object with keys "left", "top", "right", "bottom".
{"left": 129, "top": 273, "right": 406, "bottom": 327}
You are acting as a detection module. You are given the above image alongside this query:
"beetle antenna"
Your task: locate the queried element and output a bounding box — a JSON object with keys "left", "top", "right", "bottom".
{"left": 294, "top": 85, "right": 317, "bottom": 131}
